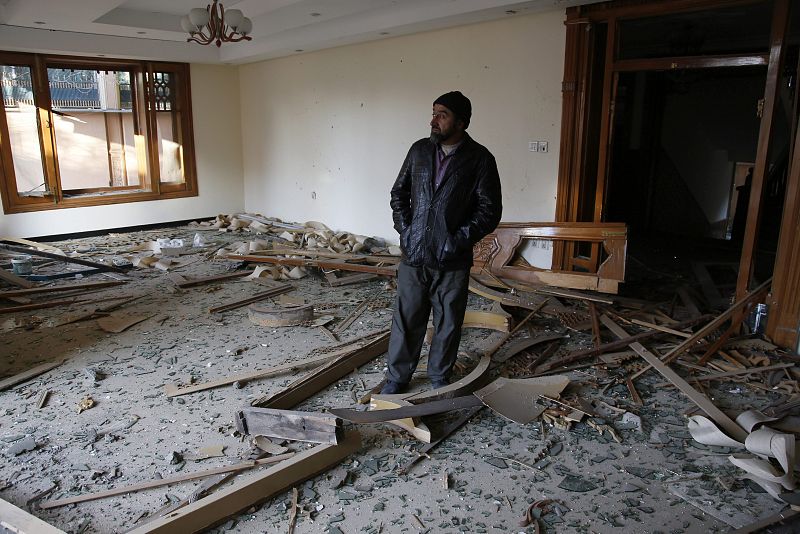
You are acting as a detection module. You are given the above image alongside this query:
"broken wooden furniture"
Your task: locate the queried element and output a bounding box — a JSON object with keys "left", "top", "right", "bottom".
{"left": 0, "top": 497, "right": 66, "bottom": 534}
{"left": 236, "top": 408, "right": 343, "bottom": 444}
{"left": 471, "top": 222, "right": 627, "bottom": 293}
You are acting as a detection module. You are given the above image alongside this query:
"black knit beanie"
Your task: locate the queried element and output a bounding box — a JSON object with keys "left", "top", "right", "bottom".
{"left": 433, "top": 91, "right": 471, "bottom": 129}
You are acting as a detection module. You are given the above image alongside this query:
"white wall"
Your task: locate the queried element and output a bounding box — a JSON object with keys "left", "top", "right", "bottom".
{"left": 239, "top": 11, "right": 565, "bottom": 243}
{"left": 0, "top": 64, "right": 244, "bottom": 238}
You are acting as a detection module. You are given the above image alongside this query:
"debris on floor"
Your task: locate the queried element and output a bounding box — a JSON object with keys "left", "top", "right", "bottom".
{"left": 1, "top": 214, "right": 799, "bottom": 533}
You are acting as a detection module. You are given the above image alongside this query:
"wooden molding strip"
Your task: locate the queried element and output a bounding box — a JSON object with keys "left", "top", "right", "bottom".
{"left": 127, "top": 432, "right": 361, "bottom": 534}
{"left": 0, "top": 359, "right": 66, "bottom": 392}
{"left": 0, "top": 497, "right": 66, "bottom": 533}
{"left": 657, "top": 362, "right": 795, "bottom": 387}
{"left": 600, "top": 315, "right": 747, "bottom": 442}
{"left": 40, "top": 453, "right": 296, "bottom": 509}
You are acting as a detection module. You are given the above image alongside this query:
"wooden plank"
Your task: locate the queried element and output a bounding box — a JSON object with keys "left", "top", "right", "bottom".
{"left": 0, "top": 497, "right": 66, "bottom": 533}
{"left": 600, "top": 315, "right": 747, "bottom": 442}
{"left": 164, "top": 351, "right": 346, "bottom": 397}
{"left": 630, "top": 319, "right": 692, "bottom": 338}
{"left": 173, "top": 270, "right": 253, "bottom": 288}
{"left": 540, "top": 315, "right": 712, "bottom": 371}
{"left": 0, "top": 268, "right": 36, "bottom": 289}
{"left": 632, "top": 279, "right": 771, "bottom": 379}
{"left": 0, "top": 359, "right": 65, "bottom": 392}
{"left": 676, "top": 286, "right": 702, "bottom": 318}
{"left": 0, "top": 280, "right": 125, "bottom": 298}
{"left": 208, "top": 283, "right": 293, "bottom": 314}
{"left": 128, "top": 432, "right": 361, "bottom": 534}
{"left": 252, "top": 332, "right": 390, "bottom": 409}
{"left": 39, "top": 453, "right": 295, "bottom": 510}
{"left": 0, "top": 298, "right": 78, "bottom": 314}
{"left": 0, "top": 243, "right": 125, "bottom": 273}
{"left": 235, "top": 408, "right": 342, "bottom": 444}
{"left": 658, "top": 362, "right": 795, "bottom": 387}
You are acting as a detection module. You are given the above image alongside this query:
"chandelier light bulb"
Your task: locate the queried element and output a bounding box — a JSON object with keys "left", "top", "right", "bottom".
{"left": 224, "top": 9, "right": 244, "bottom": 30}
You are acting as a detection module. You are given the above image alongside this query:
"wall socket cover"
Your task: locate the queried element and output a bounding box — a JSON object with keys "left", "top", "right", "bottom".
{"left": 529, "top": 141, "right": 538, "bottom": 152}
{"left": 538, "top": 141, "right": 548, "bottom": 153}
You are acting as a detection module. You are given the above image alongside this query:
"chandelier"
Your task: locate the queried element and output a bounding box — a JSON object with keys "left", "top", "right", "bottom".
{"left": 180, "top": 1, "right": 253, "bottom": 47}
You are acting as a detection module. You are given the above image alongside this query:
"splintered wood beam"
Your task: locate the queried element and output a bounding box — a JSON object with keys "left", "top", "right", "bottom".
{"left": 127, "top": 432, "right": 361, "bottom": 534}
{"left": 235, "top": 408, "right": 343, "bottom": 444}
{"left": 600, "top": 315, "right": 747, "bottom": 442}
{"left": 39, "top": 453, "right": 295, "bottom": 509}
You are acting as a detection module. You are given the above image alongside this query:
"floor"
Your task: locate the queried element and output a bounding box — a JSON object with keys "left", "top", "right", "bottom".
{"left": 0, "top": 221, "right": 794, "bottom": 533}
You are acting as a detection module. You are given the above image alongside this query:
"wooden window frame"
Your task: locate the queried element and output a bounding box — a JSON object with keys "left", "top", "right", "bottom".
{"left": 0, "top": 52, "right": 197, "bottom": 214}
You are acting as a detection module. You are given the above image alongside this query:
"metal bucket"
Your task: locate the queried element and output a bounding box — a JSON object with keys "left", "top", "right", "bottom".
{"left": 11, "top": 255, "right": 32, "bottom": 275}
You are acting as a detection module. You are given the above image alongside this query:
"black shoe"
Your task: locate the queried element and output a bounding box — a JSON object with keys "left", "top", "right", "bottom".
{"left": 380, "top": 381, "right": 408, "bottom": 395}
{"left": 431, "top": 379, "right": 449, "bottom": 389}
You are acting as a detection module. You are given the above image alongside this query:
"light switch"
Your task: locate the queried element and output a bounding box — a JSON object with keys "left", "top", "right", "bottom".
{"left": 529, "top": 141, "right": 538, "bottom": 152}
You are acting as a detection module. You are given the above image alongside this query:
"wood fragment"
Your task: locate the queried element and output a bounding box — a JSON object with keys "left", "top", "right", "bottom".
{"left": 164, "top": 351, "right": 347, "bottom": 397}
{"left": 36, "top": 389, "right": 50, "bottom": 409}
{"left": 0, "top": 280, "right": 125, "bottom": 299}
{"left": 0, "top": 359, "right": 66, "bottom": 392}
{"left": 0, "top": 243, "right": 125, "bottom": 273}
{"left": 126, "top": 432, "right": 360, "bottom": 534}
{"left": 626, "top": 377, "right": 643, "bottom": 405}
{"left": 632, "top": 278, "right": 771, "bottom": 379}
{"left": 208, "top": 283, "right": 293, "bottom": 314}
{"left": 288, "top": 487, "right": 299, "bottom": 534}
{"left": 630, "top": 318, "right": 692, "bottom": 338}
{"left": 40, "top": 453, "right": 295, "bottom": 509}
{"left": 253, "top": 332, "right": 390, "bottom": 408}
{"left": 172, "top": 270, "right": 253, "bottom": 288}
{"left": 600, "top": 315, "right": 747, "bottom": 442}
{"left": 0, "top": 268, "right": 36, "bottom": 289}
{"left": 588, "top": 302, "right": 602, "bottom": 348}
{"left": 0, "top": 497, "right": 66, "bottom": 533}
{"left": 236, "top": 408, "right": 343, "bottom": 444}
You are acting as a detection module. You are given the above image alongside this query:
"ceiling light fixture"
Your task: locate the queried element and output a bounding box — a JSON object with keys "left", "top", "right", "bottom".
{"left": 180, "top": 1, "right": 252, "bottom": 47}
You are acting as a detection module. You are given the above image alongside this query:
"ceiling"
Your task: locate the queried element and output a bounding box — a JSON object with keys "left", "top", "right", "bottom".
{"left": 0, "top": 0, "right": 598, "bottom": 64}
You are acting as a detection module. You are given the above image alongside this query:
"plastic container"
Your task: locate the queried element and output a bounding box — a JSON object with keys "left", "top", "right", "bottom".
{"left": 11, "top": 255, "right": 33, "bottom": 275}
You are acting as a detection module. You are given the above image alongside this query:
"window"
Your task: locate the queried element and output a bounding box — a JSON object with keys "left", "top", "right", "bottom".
{"left": 0, "top": 52, "right": 197, "bottom": 213}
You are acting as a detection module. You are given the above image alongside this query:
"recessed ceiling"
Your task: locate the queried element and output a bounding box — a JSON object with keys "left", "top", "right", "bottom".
{"left": 0, "top": 0, "right": 601, "bottom": 64}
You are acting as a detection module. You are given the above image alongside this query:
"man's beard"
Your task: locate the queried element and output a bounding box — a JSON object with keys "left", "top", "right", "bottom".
{"left": 429, "top": 129, "right": 443, "bottom": 144}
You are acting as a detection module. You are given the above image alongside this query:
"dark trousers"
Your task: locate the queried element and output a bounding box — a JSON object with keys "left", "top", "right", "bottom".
{"left": 385, "top": 263, "right": 470, "bottom": 384}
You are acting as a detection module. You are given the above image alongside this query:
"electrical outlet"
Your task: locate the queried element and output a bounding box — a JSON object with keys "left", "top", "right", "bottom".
{"left": 538, "top": 141, "right": 548, "bottom": 153}
{"left": 529, "top": 141, "right": 538, "bottom": 152}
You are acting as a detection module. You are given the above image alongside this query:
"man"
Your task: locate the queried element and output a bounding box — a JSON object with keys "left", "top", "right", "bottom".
{"left": 382, "top": 91, "right": 502, "bottom": 395}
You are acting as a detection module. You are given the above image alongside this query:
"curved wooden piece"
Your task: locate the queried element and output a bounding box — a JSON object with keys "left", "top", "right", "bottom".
{"left": 403, "top": 354, "right": 492, "bottom": 404}
{"left": 369, "top": 398, "right": 432, "bottom": 443}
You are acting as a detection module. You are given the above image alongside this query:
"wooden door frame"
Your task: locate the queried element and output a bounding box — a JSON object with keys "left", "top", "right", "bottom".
{"left": 556, "top": 0, "right": 800, "bottom": 350}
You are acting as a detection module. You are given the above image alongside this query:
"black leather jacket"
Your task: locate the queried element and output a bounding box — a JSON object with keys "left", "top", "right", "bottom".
{"left": 390, "top": 133, "right": 502, "bottom": 270}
